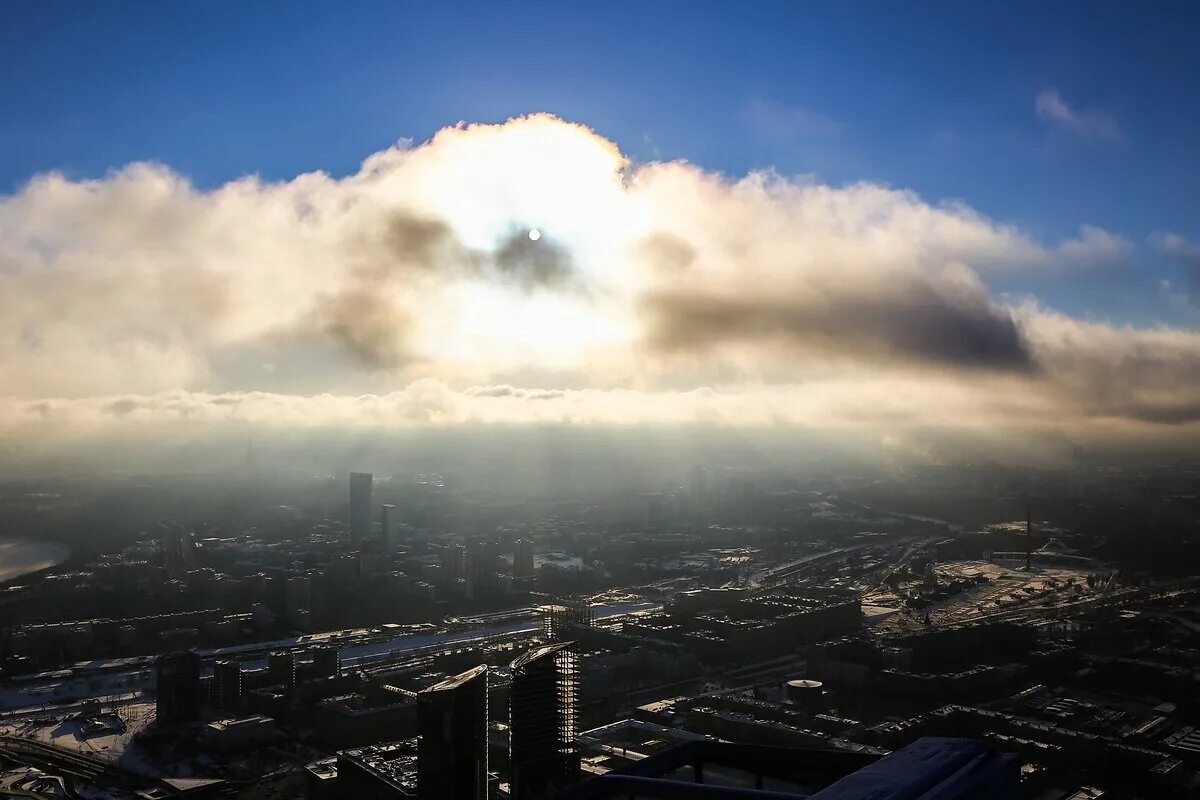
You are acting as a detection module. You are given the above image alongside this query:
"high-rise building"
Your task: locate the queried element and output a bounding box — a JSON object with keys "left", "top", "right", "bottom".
{"left": 417, "top": 664, "right": 489, "bottom": 800}
{"left": 310, "top": 645, "right": 341, "bottom": 679}
{"left": 514, "top": 538, "right": 535, "bottom": 579}
{"left": 349, "top": 472, "right": 373, "bottom": 545}
{"left": 156, "top": 651, "right": 201, "bottom": 726}
{"left": 451, "top": 544, "right": 473, "bottom": 581}
{"left": 213, "top": 659, "right": 243, "bottom": 713}
{"left": 541, "top": 600, "right": 594, "bottom": 642}
{"left": 509, "top": 643, "right": 580, "bottom": 799}
{"left": 268, "top": 650, "right": 296, "bottom": 690}
{"left": 381, "top": 503, "right": 398, "bottom": 553}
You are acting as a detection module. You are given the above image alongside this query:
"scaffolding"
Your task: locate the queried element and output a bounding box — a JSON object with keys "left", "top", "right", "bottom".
{"left": 541, "top": 598, "right": 594, "bottom": 642}
{"left": 510, "top": 642, "right": 581, "bottom": 799}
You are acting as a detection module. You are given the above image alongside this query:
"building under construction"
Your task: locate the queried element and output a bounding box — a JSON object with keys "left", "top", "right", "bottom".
{"left": 540, "top": 599, "right": 594, "bottom": 642}
{"left": 510, "top": 642, "right": 581, "bottom": 799}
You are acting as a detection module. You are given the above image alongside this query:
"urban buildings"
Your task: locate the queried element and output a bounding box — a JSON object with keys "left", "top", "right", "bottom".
{"left": 510, "top": 642, "right": 580, "bottom": 799}
{"left": 382, "top": 503, "right": 398, "bottom": 552}
{"left": 212, "top": 658, "right": 243, "bottom": 713}
{"left": 350, "top": 472, "right": 373, "bottom": 545}
{"left": 562, "top": 737, "right": 1018, "bottom": 799}
{"left": 336, "top": 739, "right": 419, "bottom": 798}
{"left": 416, "top": 664, "right": 489, "bottom": 800}
{"left": 3, "top": 462, "right": 1199, "bottom": 798}
{"left": 268, "top": 650, "right": 296, "bottom": 689}
{"left": 514, "top": 538, "right": 535, "bottom": 579}
{"left": 311, "top": 644, "right": 341, "bottom": 679}
{"left": 155, "top": 650, "right": 201, "bottom": 726}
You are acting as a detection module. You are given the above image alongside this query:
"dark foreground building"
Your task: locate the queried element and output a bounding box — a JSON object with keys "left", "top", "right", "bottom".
{"left": 511, "top": 642, "right": 580, "bottom": 799}
{"left": 417, "top": 664, "right": 489, "bottom": 800}
{"left": 212, "top": 658, "right": 242, "bottom": 713}
{"left": 559, "top": 737, "right": 1019, "bottom": 799}
{"left": 155, "top": 650, "right": 201, "bottom": 726}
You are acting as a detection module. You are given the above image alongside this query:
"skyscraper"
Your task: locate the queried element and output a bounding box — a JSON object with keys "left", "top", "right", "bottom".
{"left": 514, "top": 538, "right": 535, "bottom": 579}
{"left": 310, "top": 645, "right": 341, "bottom": 679}
{"left": 451, "top": 544, "right": 472, "bottom": 580}
{"left": 509, "top": 642, "right": 580, "bottom": 799}
{"left": 268, "top": 650, "right": 296, "bottom": 690}
{"left": 155, "top": 651, "right": 201, "bottom": 726}
{"left": 417, "top": 664, "right": 489, "bottom": 800}
{"left": 349, "top": 472, "right": 373, "bottom": 545}
{"left": 381, "top": 503, "right": 398, "bottom": 553}
{"left": 212, "top": 659, "right": 243, "bottom": 713}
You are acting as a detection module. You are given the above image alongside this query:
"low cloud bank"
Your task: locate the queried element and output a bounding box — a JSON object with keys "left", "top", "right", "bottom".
{"left": 2, "top": 114, "right": 1197, "bottom": 442}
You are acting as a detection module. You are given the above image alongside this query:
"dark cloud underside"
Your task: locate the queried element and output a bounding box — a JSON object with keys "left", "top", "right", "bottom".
{"left": 644, "top": 277, "right": 1032, "bottom": 371}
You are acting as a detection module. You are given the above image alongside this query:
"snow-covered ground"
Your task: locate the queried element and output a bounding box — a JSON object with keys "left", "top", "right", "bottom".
{"left": 0, "top": 766, "right": 68, "bottom": 797}
{"left": 0, "top": 700, "right": 156, "bottom": 768}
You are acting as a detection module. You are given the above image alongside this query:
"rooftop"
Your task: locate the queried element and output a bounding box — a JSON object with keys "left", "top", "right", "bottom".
{"left": 423, "top": 663, "right": 487, "bottom": 692}
{"left": 511, "top": 641, "right": 574, "bottom": 669}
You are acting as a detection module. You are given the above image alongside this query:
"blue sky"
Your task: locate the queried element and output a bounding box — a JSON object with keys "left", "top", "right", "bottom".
{"left": 2, "top": 1, "right": 1199, "bottom": 325}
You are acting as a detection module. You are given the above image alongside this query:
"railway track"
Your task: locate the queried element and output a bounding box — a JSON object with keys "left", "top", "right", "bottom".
{"left": 0, "top": 734, "right": 141, "bottom": 794}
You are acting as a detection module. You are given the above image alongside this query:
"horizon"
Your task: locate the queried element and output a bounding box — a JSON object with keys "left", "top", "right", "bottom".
{"left": 5, "top": 9, "right": 1200, "bottom": 797}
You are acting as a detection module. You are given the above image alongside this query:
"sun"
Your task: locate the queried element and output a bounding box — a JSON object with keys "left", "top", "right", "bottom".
{"left": 527, "top": 228, "right": 541, "bottom": 242}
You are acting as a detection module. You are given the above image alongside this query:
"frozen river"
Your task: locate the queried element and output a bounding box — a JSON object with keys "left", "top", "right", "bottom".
{"left": 0, "top": 538, "right": 70, "bottom": 582}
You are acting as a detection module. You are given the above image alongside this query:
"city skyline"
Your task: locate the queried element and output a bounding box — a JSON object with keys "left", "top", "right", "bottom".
{"left": 5, "top": 6, "right": 1200, "bottom": 799}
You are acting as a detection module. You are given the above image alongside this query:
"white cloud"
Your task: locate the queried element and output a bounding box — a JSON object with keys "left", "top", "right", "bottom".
{"left": 0, "top": 114, "right": 1193, "bottom": 439}
{"left": 1035, "top": 89, "right": 1123, "bottom": 142}
{"left": 1152, "top": 231, "right": 1200, "bottom": 262}
{"left": 1151, "top": 231, "right": 1200, "bottom": 309}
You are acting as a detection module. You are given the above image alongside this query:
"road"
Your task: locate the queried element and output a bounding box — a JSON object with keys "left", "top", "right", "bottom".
{"left": 2, "top": 601, "right": 660, "bottom": 713}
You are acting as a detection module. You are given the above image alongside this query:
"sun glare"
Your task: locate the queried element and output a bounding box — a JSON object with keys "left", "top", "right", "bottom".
{"left": 418, "top": 280, "right": 632, "bottom": 370}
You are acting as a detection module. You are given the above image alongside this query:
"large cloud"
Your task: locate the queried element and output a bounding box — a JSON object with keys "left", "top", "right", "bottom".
{"left": 1, "top": 114, "right": 1197, "bottom": 440}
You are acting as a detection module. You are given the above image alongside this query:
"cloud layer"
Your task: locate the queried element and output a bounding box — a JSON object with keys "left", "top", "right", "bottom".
{"left": 1, "top": 114, "right": 1197, "bottom": 441}
{"left": 1035, "top": 89, "right": 1124, "bottom": 143}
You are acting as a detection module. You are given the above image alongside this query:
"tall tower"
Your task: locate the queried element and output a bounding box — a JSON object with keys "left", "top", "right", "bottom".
{"left": 213, "top": 659, "right": 243, "bottom": 713}
{"left": 155, "top": 651, "right": 201, "bottom": 726}
{"left": 310, "top": 645, "right": 341, "bottom": 679}
{"left": 417, "top": 665, "right": 489, "bottom": 800}
{"left": 268, "top": 650, "right": 296, "bottom": 690}
{"left": 381, "top": 503, "right": 398, "bottom": 553}
{"left": 349, "top": 472, "right": 373, "bottom": 546}
{"left": 509, "top": 642, "right": 580, "bottom": 799}
{"left": 514, "top": 538, "right": 535, "bottom": 579}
